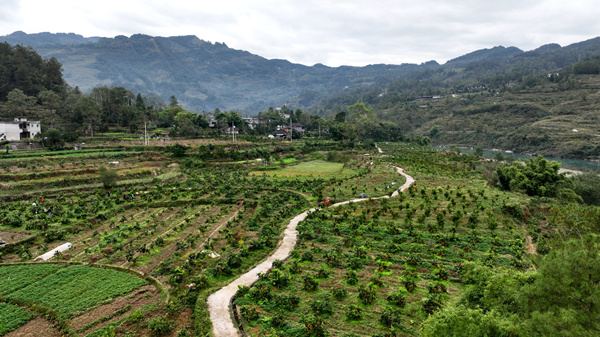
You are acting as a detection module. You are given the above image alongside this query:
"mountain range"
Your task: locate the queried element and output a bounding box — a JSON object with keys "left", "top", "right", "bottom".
{"left": 2, "top": 31, "right": 600, "bottom": 114}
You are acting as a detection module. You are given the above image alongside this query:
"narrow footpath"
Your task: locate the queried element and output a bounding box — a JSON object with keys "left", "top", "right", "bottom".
{"left": 207, "top": 165, "right": 415, "bottom": 336}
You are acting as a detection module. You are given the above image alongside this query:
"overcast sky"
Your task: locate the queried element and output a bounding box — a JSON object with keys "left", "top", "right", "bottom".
{"left": 2, "top": 0, "right": 600, "bottom": 67}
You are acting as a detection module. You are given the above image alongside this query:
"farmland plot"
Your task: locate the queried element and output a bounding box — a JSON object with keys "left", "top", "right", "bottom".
{"left": 5, "top": 265, "right": 148, "bottom": 318}
{"left": 0, "top": 303, "right": 33, "bottom": 336}
{"left": 235, "top": 148, "right": 533, "bottom": 336}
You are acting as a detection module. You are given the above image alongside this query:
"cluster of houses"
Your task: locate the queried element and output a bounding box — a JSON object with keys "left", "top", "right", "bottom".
{"left": 1, "top": 113, "right": 306, "bottom": 143}
{"left": 205, "top": 114, "right": 306, "bottom": 139}
{"left": 0, "top": 118, "right": 41, "bottom": 141}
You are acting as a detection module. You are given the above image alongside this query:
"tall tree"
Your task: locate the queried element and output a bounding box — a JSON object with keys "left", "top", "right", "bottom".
{"left": 169, "top": 95, "right": 179, "bottom": 107}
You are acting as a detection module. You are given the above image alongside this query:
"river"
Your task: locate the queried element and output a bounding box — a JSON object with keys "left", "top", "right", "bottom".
{"left": 450, "top": 147, "right": 600, "bottom": 172}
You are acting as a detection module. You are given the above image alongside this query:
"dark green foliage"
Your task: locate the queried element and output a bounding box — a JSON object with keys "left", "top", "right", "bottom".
{"left": 147, "top": 316, "right": 173, "bottom": 336}
{"left": 345, "top": 304, "right": 362, "bottom": 321}
{"left": 167, "top": 143, "right": 188, "bottom": 158}
{"left": 379, "top": 308, "right": 403, "bottom": 328}
{"left": 427, "top": 234, "right": 600, "bottom": 335}
{"left": 0, "top": 42, "right": 65, "bottom": 100}
{"left": 496, "top": 155, "right": 577, "bottom": 199}
{"left": 332, "top": 287, "right": 348, "bottom": 301}
{"left": 422, "top": 294, "right": 443, "bottom": 315}
{"left": 303, "top": 316, "right": 328, "bottom": 337}
{"left": 303, "top": 274, "right": 319, "bottom": 291}
{"left": 98, "top": 165, "right": 119, "bottom": 189}
{"left": 240, "top": 306, "right": 259, "bottom": 321}
{"left": 42, "top": 129, "right": 66, "bottom": 150}
{"left": 310, "top": 297, "right": 334, "bottom": 316}
{"left": 358, "top": 284, "right": 377, "bottom": 304}
{"left": 571, "top": 171, "right": 600, "bottom": 205}
{"left": 386, "top": 291, "right": 406, "bottom": 307}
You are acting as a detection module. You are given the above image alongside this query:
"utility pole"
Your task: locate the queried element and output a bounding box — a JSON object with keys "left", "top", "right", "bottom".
{"left": 232, "top": 121, "right": 236, "bottom": 142}
{"left": 289, "top": 114, "right": 292, "bottom": 142}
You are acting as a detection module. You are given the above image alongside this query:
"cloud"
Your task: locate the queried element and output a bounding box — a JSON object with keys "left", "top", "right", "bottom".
{"left": 3, "top": 0, "right": 600, "bottom": 66}
{"left": 0, "top": 0, "right": 21, "bottom": 26}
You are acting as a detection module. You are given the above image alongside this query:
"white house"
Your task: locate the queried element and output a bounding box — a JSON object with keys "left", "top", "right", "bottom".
{"left": 0, "top": 118, "right": 41, "bottom": 140}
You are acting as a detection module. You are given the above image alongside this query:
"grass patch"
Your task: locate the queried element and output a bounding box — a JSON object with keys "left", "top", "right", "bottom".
{"left": 250, "top": 160, "right": 345, "bottom": 178}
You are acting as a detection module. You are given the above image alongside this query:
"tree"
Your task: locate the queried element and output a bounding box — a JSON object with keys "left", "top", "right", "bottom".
{"left": 474, "top": 147, "right": 484, "bottom": 157}
{"left": 74, "top": 95, "right": 101, "bottom": 137}
{"left": 169, "top": 95, "right": 179, "bottom": 107}
{"left": 571, "top": 171, "right": 600, "bottom": 205}
{"left": 173, "top": 110, "right": 198, "bottom": 137}
{"left": 216, "top": 111, "right": 245, "bottom": 131}
{"left": 496, "top": 155, "right": 576, "bottom": 199}
{"left": 6, "top": 88, "right": 37, "bottom": 116}
{"left": 521, "top": 234, "right": 600, "bottom": 334}
{"left": 334, "top": 111, "right": 346, "bottom": 123}
{"left": 42, "top": 129, "right": 65, "bottom": 150}
{"left": 195, "top": 114, "right": 209, "bottom": 129}
{"left": 424, "top": 235, "right": 600, "bottom": 336}
{"left": 98, "top": 166, "right": 119, "bottom": 189}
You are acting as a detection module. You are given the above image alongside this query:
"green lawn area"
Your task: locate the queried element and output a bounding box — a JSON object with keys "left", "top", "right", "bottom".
{"left": 250, "top": 160, "right": 346, "bottom": 178}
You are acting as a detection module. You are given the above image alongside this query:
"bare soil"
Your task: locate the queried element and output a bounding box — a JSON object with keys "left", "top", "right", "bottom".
{"left": 0, "top": 230, "right": 33, "bottom": 244}
{"left": 70, "top": 285, "right": 160, "bottom": 335}
{"left": 4, "top": 317, "right": 61, "bottom": 337}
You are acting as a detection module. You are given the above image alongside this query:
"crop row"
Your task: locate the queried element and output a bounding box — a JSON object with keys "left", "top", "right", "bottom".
{"left": 0, "top": 302, "right": 33, "bottom": 336}
{"left": 5, "top": 265, "right": 147, "bottom": 319}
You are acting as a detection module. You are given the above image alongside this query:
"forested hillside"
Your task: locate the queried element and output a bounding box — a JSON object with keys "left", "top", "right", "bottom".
{"left": 1, "top": 32, "right": 423, "bottom": 112}
{"left": 314, "top": 41, "right": 600, "bottom": 159}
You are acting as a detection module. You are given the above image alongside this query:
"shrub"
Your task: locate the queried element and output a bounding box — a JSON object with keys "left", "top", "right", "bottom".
{"left": 332, "top": 287, "right": 348, "bottom": 301}
{"left": 358, "top": 284, "right": 377, "bottom": 304}
{"left": 301, "top": 251, "right": 314, "bottom": 262}
{"left": 386, "top": 291, "right": 406, "bottom": 307}
{"left": 127, "top": 309, "right": 144, "bottom": 325}
{"left": 379, "top": 308, "right": 403, "bottom": 328}
{"left": 272, "top": 259, "right": 284, "bottom": 269}
{"left": 303, "top": 274, "right": 319, "bottom": 291}
{"left": 147, "top": 316, "right": 173, "bottom": 336}
{"left": 345, "top": 304, "right": 362, "bottom": 320}
{"left": 98, "top": 166, "right": 119, "bottom": 189}
{"left": 269, "top": 268, "right": 291, "bottom": 288}
{"left": 235, "top": 285, "right": 250, "bottom": 299}
{"left": 240, "top": 306, "right": 259, "bottom": 321}
{"left": 289, "top": 261, "right": 302, "bottom": 274}
{"left": 345, "top": 270, "right": 359, "bottom": 285}
{"left": 315, "top": 267, "right": 330, "bottom": 279}
{"left": 303, "top": 316, "right": 328, "bottom": 337}
{"left": 310, "top": 298, "right": 333, "bottom": 316}
{"left": 422, "top": 295, "right": 443, "bottom": 315}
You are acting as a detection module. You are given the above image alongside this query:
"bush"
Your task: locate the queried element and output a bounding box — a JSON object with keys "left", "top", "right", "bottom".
{"left": 303, "top": 316, "right": 328, "bottom": 337}
{"left": 379, "top": 308, "right": 403, "bottom": 328}
{"left": 332, "top": 287, "right": 348, "bottom": 300}
{"left": 358, "top": 284, "right": 377, "bottom": 304}
{"left": 98, "top": 166, "right": 119, "bottom": 189}
{"left": 303, "top": 274, "right": 319, "bottom": 291}
{"left": 240, "top": 306, "right": 259, "bottom": 321}
{"left": 310, "top": 298, "right": 333, "bottom": 316}
{"left": 386, "top": 291, "right": 406, "bottom": 307}
{"left": 346, "top": 303, "right": 362, "bottom": 320}
{"left": 147, "top": 316, "right": 172, "bottom": 336}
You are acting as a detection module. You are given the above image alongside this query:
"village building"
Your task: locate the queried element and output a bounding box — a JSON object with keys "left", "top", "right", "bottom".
{"left": 0, "top": 118, "right": 41, "bottom": 140}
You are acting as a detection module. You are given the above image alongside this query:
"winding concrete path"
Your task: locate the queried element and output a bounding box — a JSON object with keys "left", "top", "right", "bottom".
{"left": 207, "top": 166, "right": 414, "bottom": 336}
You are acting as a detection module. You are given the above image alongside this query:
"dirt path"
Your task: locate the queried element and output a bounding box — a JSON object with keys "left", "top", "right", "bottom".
{"left": 207, "top": 165, "right": 415, "bottom": 337}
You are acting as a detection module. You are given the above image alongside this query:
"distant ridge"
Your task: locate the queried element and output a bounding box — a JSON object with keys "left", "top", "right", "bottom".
{"left": 2, "top": 32, "right": 600, "bottom": 113}
{"left": 2, "top": 31, "right": 101, "bottom": 46}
